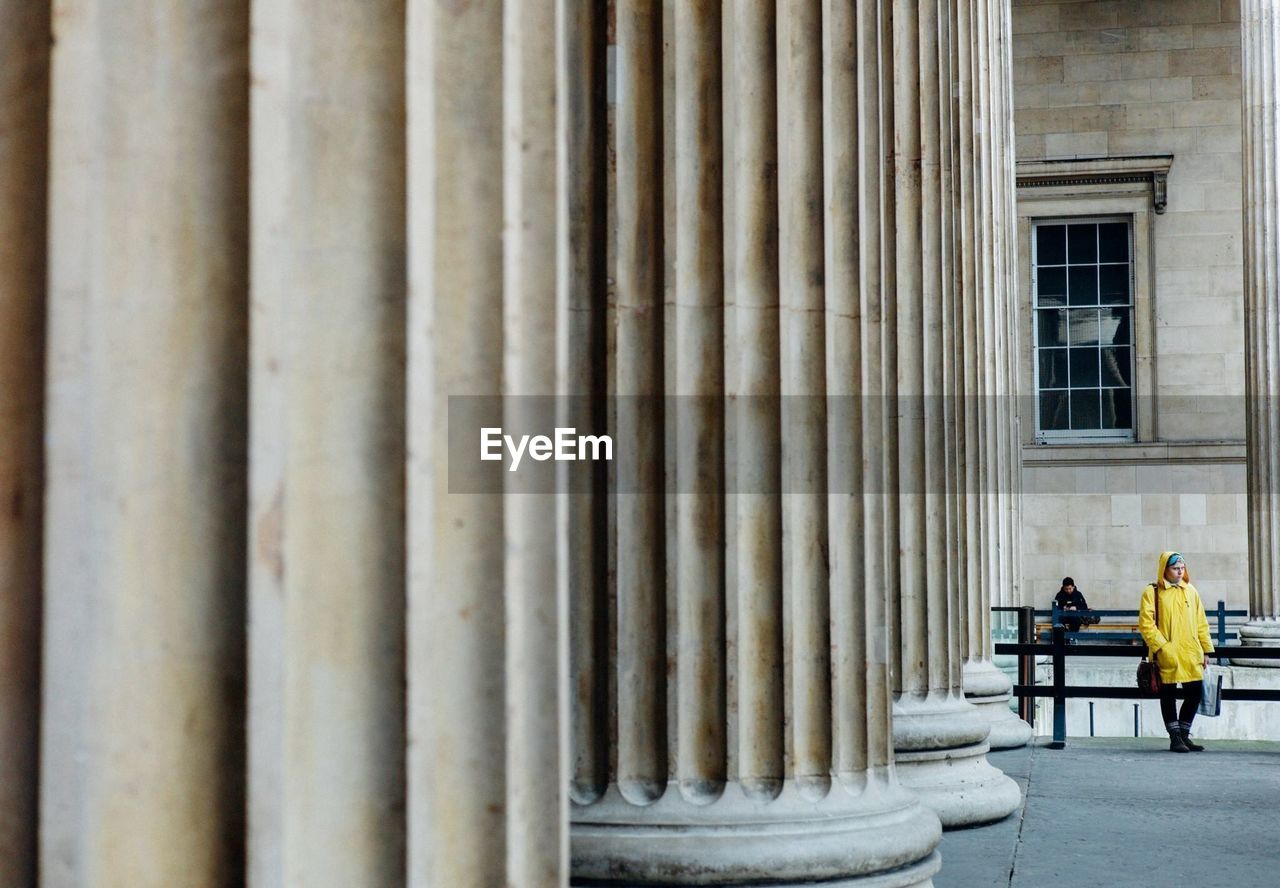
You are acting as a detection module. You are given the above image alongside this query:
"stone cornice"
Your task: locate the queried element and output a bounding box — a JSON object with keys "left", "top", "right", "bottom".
{"left": 1015, "top": 154, "right": 1175, "bottom": 213}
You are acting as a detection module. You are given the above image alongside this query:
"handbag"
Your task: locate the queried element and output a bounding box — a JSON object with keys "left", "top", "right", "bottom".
{"left": 1198, "top": 667, "right": 1223, "bottom": 717}
{"left": 1136, "top": 585, "right": 1162, "bottom": 694}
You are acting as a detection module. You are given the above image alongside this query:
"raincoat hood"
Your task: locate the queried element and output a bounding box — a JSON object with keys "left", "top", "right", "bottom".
{"left": 1156, "top": 550, "right": 1191, "bottom": 587}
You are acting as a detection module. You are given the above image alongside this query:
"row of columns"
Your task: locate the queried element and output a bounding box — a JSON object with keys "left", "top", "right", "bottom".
{"left": 575, "top": 1, "right": 1026, "bottom": 884}
{"left": 0, "top": 0, "right": 1033, "bottom": 886}
{"left": 30, "top": 0, "right": 1280, "bottom": 884}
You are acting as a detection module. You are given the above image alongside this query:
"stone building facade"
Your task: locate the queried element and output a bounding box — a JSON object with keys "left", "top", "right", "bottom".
{"left": 2, "top": 1, "right": 1280, "bottom": 887}
{"left": 1012, "top": 0, "right": 1251, "bottom": 611}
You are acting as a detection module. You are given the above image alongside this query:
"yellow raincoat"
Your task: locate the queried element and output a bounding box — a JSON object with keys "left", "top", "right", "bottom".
{"left": 1138, "top": 551, "right": 1215, "bottom": 684}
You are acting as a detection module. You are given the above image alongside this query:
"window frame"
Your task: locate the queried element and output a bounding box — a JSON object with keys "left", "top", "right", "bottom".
{"left": 1017, "top": 192, "right": 1157, "bottom": 445}
{"left": 1030, "top": 215, "right": 1137, "bottom": 442}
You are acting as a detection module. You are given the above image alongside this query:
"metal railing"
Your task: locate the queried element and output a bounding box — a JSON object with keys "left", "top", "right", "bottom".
{"left": 993, "top": 605, "right": 1280, "bottom": 749}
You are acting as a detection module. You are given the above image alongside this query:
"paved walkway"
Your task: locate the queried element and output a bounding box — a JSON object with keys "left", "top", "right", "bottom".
{"left": 937, "top": 737, "right": 1280, "bottom": 888}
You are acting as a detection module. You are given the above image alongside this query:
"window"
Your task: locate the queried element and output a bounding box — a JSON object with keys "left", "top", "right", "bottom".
{"left": 1032, "top": 218, "right": 1135, "bottom": 440}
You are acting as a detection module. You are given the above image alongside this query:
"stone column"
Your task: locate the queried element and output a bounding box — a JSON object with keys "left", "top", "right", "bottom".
{"left": 1240, "top": 0, "right": 1280, "bottom": 658}
{"left": 570, "top": 2, "right": 941, "bottom": 884}
{"left": 888, "top": 0, "right": 1022, "bottom": 827}
{"left": 40, "top": 3, "right": 249, "bottom": 884}
{"left": 958, "top": 0, "right": 1032, "bottom": 749}
{"left": 0, "top": 1, "right": 47, "bottom": 882}
{"left": 247, "top": 3, "right": 406, "bottom": 885}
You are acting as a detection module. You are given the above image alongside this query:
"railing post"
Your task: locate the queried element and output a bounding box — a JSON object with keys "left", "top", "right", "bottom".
{"left": 1217, "top": 599, "right": 1227, "bottom": 648}
{"left": 1050, "top": 622, "right": 1066, "bottom": 749}
{"left": 1018, "top": 605, "right": 1035, "bottom": 726}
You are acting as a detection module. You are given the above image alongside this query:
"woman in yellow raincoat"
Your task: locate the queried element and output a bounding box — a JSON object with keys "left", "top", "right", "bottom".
{"left": 1138, "top": 551, "right": 1215, "bottom": 753}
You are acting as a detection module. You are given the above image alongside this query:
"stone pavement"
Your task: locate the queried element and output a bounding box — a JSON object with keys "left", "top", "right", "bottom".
{"left": 937, "top": 737, "right": 1280, "bottom": 888}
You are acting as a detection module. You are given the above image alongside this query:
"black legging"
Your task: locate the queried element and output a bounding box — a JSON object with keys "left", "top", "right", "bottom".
{"left": 1159, "top": 680, "right": 1203, "bottom": 727}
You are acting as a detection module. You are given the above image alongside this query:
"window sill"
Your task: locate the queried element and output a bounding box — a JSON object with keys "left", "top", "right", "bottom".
{"left": 1022, "top": 441, "right": 1245, "bottom": 465}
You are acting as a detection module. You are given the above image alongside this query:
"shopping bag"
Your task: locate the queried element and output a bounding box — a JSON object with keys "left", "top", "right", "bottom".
{"left": 1198, "top": 667, "right": 1223, "bottom": 717}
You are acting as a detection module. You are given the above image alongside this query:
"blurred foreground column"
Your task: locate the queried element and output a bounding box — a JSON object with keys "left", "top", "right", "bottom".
{"left": 41, "top": 2, "right": 250, "bottom": 883}
{"left": 1240, "top": 0, "right": 1280, "bottom": 661}
{"left": 247, "top": 2, "right": 407, "bottom": 884}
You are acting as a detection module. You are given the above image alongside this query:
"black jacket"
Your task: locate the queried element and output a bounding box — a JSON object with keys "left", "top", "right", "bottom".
{"left": 1054, "top": 589, "right": 1089, "bottom": 611}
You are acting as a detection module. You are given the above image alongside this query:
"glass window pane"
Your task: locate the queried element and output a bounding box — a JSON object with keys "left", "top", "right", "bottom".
{"left": 1037, "top": 225, "right": 1066, "bottom": 265}
{"left": 1068, "top": 223, "right": 1098, "bottom": 264}
{"left": 1070, "top": 389, "right": 1101, "bottom": 430}
{"left": 1100, "top": 264, "right": 1130, "bottom": 305}
{"left": 1101, "top": 346, "right": 1131, "bottom": 386}
{"left": 1067, "top": 308, "right": 1100, "bottom": 345}
{"left": 1037, "top": 266, "right": 1067, "bottom": 305}
{"left": 1040, "top": 390, "right": 1069, "bottom": 430}
{"left": 1100, "top": 307, "right": 1131, "bottom": 345}
{"left": 1069, "top": 347, "right": 1100, "bottom": 387}
{"left": 1039, "top": 348, "right": 1068, "bottom": 388}
{"left": 1038, "top": 309, "right": 1068, "bottom": 347}
{"left": 1068, "top": 266, "right": 1098, "bottom": 305}
{"left": 1102, "top": 388, "right": 1132, "bottom": 430}
{"left": 1099, "top": 222, "right": 1129, "bottom": 262}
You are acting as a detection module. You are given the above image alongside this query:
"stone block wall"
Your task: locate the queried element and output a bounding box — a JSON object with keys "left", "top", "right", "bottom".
{"left": 1013, "top": 1, "right": 1248, "bottom": 611}
{"left": 1021, "top": 456, "right": 1247, "bottom": 609}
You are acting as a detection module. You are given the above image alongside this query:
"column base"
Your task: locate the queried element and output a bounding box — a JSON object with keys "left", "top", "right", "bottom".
{"left": 963, "top": 659, "right": 1033, "bottom": 750}
{"left": 1232, "top": 619, "right": 1280, "bottom": 667}
{"left": 893, "top": 691, "right": 1022, "bottom": 829}
{"left": 571, "top": 773, "right": 942, "bottom": 886}
{"left": 572, "top": 853, "right": 940, "bottom": 888}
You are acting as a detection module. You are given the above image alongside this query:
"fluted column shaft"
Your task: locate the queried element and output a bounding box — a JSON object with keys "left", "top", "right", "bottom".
{"left": 889, "top": 0, "right": 1022, "bottom": 827}
{"left": 41, "top": 3, "right": 249, "bottom": 884}
{"left": 247, "top": 4, "right": 406, "bottom": 884}
{"left": 0, "top": 2, "right": 47, "bottom": 882}
{"left": 571, "top": 2, "right": 941, "bottom": 884}
{"left": 1242, "top": 0, "right": 1280, "bottom": 654}
{"left": 957, "top": 0, "right": 1032, "bottom": 748}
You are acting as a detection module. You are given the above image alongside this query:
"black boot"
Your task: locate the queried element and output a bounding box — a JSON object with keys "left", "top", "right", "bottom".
{"left": 1168, "top": 728, "right": 1190, "bottom": 753}
{"left": 1180, "top": 725, "right": 1205, "bottom": 752}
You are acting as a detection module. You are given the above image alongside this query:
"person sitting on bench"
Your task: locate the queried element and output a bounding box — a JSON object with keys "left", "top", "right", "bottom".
{"left": 1054, "top": 577, "right": 1092, "bottom": 634}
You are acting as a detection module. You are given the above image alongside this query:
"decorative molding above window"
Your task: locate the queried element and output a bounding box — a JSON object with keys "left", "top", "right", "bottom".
{"left": 1015, "top": 154, "right": 1174, "bottom": 214}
